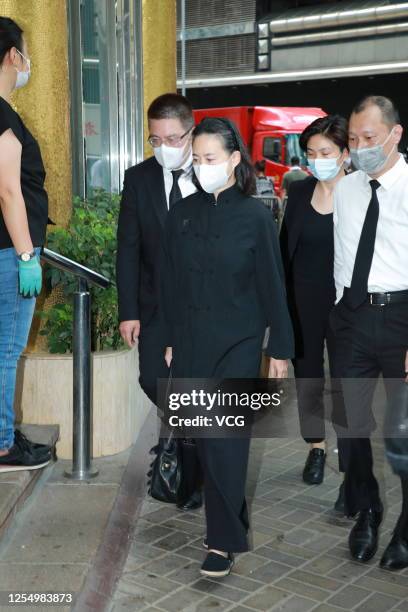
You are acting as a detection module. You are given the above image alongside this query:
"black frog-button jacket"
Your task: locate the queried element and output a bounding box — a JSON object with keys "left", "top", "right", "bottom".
{"left": 160, "top": 184, "right": 295, "bottom": 379}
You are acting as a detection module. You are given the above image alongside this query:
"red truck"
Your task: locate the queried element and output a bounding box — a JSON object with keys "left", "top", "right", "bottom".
{"left": 193, "top": 106, "right": 326, "bottom": 195}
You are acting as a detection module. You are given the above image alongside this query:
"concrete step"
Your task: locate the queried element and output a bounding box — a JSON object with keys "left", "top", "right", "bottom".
{"left": 0, "top": 424, "right": 59, "bottom": 540}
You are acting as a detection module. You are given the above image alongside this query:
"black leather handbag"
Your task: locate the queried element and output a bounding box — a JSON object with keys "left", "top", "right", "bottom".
{"left": 148, "top": 429, "right": 181, "bottom": 504}
{"left": 147, "top": 372, "right": 201, "bottom": 505}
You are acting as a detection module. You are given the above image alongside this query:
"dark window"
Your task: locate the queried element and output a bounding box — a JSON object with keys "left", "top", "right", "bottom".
{"left": 263, "top": 137, "right": 282, "bottom": 163}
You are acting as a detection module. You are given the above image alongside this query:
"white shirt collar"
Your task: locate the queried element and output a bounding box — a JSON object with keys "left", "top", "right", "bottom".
{"left": 365, "top": 154, "right": 408, "bottom": 191}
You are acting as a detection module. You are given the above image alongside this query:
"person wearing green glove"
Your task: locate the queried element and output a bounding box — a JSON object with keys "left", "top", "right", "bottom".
{"left": 0, "top": 17, "right": 52, "bottom": 472}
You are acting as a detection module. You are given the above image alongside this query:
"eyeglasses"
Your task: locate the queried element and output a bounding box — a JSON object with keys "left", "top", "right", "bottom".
{"left": 148, "top": 126, "right": 193, "bottom": 148}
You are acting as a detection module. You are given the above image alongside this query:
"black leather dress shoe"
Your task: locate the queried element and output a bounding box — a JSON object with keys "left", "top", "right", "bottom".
{"left": 302, "top": 448, "right": 326, "bottom": 485}
{"left": 380, "top": 534, "right": 408, "bottom": 571}
{"left": 349, "top": 508, "right": 383, "bottom": 562}
{"left": 177, "top": 490, "right": 203, "bottom": 511}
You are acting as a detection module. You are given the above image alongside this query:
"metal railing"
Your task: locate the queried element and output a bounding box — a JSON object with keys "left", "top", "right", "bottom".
{"left": 41, "top": 248, "right": 111, "bottom": 481}
{"left": 254, "top": 195, "right": 282, "bottom": 224}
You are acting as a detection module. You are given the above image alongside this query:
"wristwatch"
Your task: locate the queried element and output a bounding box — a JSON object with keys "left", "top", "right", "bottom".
{"left": 18, "top": 250, "right": 36, "bottom": 262}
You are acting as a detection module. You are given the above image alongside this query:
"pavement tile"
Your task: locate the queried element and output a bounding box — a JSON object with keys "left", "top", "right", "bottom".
{"left": 255, "top": 547, "right": 305, "bottom": 567}
{"left": 167, "top": 560, "right": 202, "bottom": 584}
{"left": 270, "top": 595, "right": 319, "bottom": 612}
{"left": 311, "top": 606, "right": 348, "bottom": 612}
{"left": 194, "top": 596, "right": 232, "bottom": 611}
{"left": 176, "top": 545, "right": 208, "bottom": 562}
{"left": 354, "top": 592, "right": 402, "bottom": 612}
{"left": 353, "top": 575, "right": 408, "bottom": 599}
{"left": 302, "top": 554, "right": 344, "bottom": 575}
{"left": 118, "top": 570, "right": 180, "bottom": 595}
{"left": 249, "top": 560, "right": 293, "bottom": 583}
{"left": 154, "top": 530, "right": 197, "bottom": 551}
{"left": 132, "top": 524, "right": 175, "bottom": 545}
{"left": 241, "top": 585, "right": 291, "bottom": 610}
{"left": 148, "top": 587, "right": 207, "bottom": 611}
{"left": 232, "top": 553, "right": 272, "bottom": 577}
{"left": 327, "top": 585, "right": 372, "bottom": 609}
{"left": 191, "top": 578, "right": 249, "bottom": 603}
{"left": 266, "top": 538, "right": 317, "bottom": 560}
{"left": 282, "top": 528, "right": 319, "bottom": 547}
{"left": 206, "top": 573, "right": 263, "bottom": 593}
{"left": 273, "top": 578, "right": 329, "bottom": 602}
{"left": 287, "top": 569, "right": 343, "bottom": 592}
{"left": 138, "top": 553, "right": 190, "bottom": 576}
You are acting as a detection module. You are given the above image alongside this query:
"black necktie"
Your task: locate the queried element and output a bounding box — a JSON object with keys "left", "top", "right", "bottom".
{"left": 346, "top": 179, "right": 381, "bottom": 309}
{"left": 169, "top": 169, "right": 183, "bottom": 208}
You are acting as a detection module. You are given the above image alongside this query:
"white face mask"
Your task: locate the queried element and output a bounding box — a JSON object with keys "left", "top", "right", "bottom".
{"left": 193, "top": 160, "right": 233, "bottom": 193}
{"left": 153, "top": 140, "right": 191, "bottom": 170}
{"left": 14, "top": 49, "right": 31, "bottom": 89}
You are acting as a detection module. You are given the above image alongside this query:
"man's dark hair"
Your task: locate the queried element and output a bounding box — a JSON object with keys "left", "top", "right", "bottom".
{"left": 192, "top": 117, "right": 256, "bottom": 196}
{"left": 351, "top": 95, "right": 400, "bottom": 128}
{"left": 291, "top": 156, "right": 300, "bottom": 165}
{"left": 0, "top": 17, "right": 23, "bottom": 66}
{"left": 299, "top": 114, "right": 348, "bottom": 152}
{"left": 254, "top": 159, "right": 266, "bottom": 174}
{"left": 147, "top": 93, "right": 194, "bottom": 129}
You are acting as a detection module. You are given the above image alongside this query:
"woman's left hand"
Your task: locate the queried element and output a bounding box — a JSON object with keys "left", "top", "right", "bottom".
{"left": 268, "top": 358, "right": 288, "bottom": 379}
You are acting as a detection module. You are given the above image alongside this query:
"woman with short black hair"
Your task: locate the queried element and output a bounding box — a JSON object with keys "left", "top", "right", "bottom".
{"left": 280, "top": 115, "right": 349, "bottom": 498}
{"left": 0, "top": 17, "right": 51, "bottom": 471}
{"left": 161, "top": 117, "right": 294, "bottom": 578}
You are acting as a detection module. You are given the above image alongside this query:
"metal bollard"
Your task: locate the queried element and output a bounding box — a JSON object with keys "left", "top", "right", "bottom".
{"left": 65, "top": 278, "right": 99, "bottom": 480}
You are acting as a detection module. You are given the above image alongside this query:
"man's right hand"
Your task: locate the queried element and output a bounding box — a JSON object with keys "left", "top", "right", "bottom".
{"left": 119, "top": 320, "right": 140, "bottom": 347}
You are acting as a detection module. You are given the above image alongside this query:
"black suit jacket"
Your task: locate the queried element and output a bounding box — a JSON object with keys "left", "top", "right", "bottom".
{"left": 279, "top": 175, "right": 317, "bottom": 281}
{"left": 116, "top": 156, "right": 170, "bottom": 324}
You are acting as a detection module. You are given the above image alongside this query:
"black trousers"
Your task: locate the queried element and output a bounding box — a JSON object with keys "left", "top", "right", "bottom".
{"left": 291, "top": 282, "right": 347, "bottom": 459}
{"left": 138, "top": 313, "right": 169, "bottom": 406}
{"left": 330, "top": 297, "right": 408, "bottom": 516}
{"left": 196, "top": 436, "right": 250, "bottom": 553}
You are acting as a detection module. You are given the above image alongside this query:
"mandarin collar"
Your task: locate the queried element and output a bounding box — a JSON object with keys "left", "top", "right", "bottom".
{"left": 202, "top": 183, "right": 243, "bottom": 205}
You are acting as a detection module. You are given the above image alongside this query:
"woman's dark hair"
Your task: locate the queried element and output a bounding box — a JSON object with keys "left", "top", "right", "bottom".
{"left": 0, "top": 17, "right": 23, "bottom": 66}
{"left": 192, "top": 117, "right": 256, "bottom": 196}
{"left": 299, "top": 114, "right": 348, "bottom": 152}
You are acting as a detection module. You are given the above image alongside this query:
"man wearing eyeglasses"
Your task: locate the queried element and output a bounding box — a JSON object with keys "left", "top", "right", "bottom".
{"left": 116, "top": 93, "right": 200, "bottom": 508}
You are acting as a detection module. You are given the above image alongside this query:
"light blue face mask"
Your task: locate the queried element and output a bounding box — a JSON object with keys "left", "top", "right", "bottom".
{"left": 307, "top": 154, "right": 342, "bottom": 181}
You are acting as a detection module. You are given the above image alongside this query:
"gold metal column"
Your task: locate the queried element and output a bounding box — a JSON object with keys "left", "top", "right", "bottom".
{"left": 142, "top": 0, "right": 177, "bottom": 155}
{"left": 0, "top": 1, "right": 72, "bottom": 349}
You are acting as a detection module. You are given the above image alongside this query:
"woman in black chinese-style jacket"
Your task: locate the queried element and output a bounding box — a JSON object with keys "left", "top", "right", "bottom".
{"left": 160, "top": 117, "right": 294, "bottom": 579}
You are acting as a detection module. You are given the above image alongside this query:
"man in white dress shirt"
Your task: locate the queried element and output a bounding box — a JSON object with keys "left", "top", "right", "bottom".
{"left": 332, "top": 96, "right": 408, "bottom": 571}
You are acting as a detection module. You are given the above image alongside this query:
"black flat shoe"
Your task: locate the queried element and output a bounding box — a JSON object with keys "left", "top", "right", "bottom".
{"left": 302, "top": 448, "right": 326, "bottom": 485}
{"left": 334, "top": 482, "right": 345, "bottom": 514}
{"left": 380, "top": 533, "right": 408, "bottom": 571}
{"left": 200, "top": 552, "right": 234, "bottom": 578}
{"left": 177, "top": 489, "right": 203, "bottom": 511}
{"left": 349, "top": 508, "right": 383, "bottom": 562}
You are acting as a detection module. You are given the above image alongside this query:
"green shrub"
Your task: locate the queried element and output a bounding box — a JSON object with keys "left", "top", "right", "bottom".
{"left": 40, "top": 190, "right": 123, "bottom": 353}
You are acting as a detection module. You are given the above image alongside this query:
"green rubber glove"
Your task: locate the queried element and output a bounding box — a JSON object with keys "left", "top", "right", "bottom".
{"left": 18, "top": 256, "right": 42, "bottom": 298}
